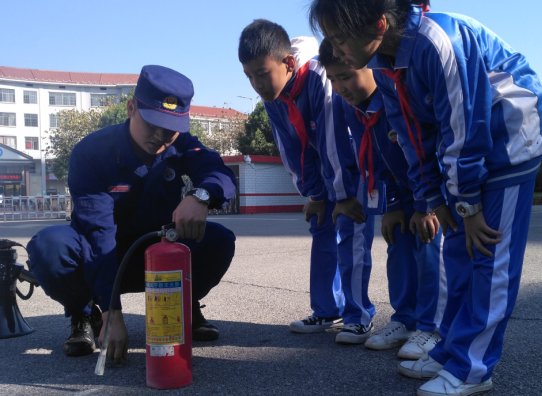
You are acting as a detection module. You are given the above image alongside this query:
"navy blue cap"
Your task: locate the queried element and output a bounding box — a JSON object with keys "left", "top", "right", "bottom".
{"left": 134, "top": 65, "right": 194, "bottom": 133}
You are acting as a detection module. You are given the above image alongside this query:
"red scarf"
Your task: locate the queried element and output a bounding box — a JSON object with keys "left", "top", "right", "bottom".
{"left": 279, "top": 61, "right": 310, "bottom": 182}
{"left": 355, "top": 109, "right": 382, "bottom": 194}
{"left": 380, "top": 69, "right": 425, "bottom": 169}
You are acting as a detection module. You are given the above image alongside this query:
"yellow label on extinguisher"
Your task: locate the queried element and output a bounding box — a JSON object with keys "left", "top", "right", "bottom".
{"left": 145, "top": 270, "right": 184, "bottom": 345}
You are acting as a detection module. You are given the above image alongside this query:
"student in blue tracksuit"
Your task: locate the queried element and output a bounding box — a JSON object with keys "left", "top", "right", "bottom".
{"left": 319, "top": 38, "right": 445, "bottom": 360}
{"left": 239, "top": 19, "right": 376, "bottom": 344}
{"left": 27, "top": 65, "right": 237, "bottom": 363}
{"left": 310, "top": 1, "right": 542, "bottom": 395}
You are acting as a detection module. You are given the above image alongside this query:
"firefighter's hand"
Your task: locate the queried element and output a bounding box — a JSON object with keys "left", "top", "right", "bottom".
{"left": 172, "top": 196, "right": 209, "bottom": 242}
{"left": 332, "top": 197, "right": 366, "bottom": 224}
{"left": 303, "top": 198, "right": 326, "bottom": 226}
{"left": 381, "top": 210, "right": 405, "bottom": 245}
{"left": 99, "top": 309, "right": 128, "bottom": 366}
{"left": 463, "top": 211, "right": 501, "bottom": 259}
{"left": 409, "top": 211, "right": 440, "bottom": 244}
{"left": 433, "top": 204, "right": 458, "bottom": 237}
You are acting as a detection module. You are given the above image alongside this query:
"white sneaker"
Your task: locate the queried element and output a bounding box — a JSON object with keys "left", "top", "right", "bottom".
{"left": 335, "top": 322, "right": 373, "bottom": 344}
{"left": 289, "top": 315, "right": 342, "bottom": 334}
{"left": 398, "top": 330, "right": 441, "bottom": 360}
{"left": 417, "top": 370, "right": 493, "bottom": 396}
{"left": 364, "top": 321, "right": 412, "bottom": 350}
{"left": 398, "top": 354, "right": 443, "bottom": 379}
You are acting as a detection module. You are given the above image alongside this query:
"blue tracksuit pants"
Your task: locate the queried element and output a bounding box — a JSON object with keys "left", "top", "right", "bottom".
{"left": 308, "top": 198, "right": 344, "bottom": 317}
{"left": 429, "top": 177, "right": 536, "bottom": 383}
{"left": 387, "top": 202, "right": 444, "bottom": 331}
{"left": 336, "top": 212, "right": 375, "bottom": 325}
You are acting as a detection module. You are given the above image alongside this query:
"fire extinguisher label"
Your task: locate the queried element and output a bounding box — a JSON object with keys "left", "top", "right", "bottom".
{"left": 145, "top": 270, "right": 184, "bottom": 346}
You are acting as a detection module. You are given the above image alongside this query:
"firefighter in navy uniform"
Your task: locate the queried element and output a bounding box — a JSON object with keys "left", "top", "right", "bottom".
{"left": 27, "top": 65, "right": 237, "bottom": 363}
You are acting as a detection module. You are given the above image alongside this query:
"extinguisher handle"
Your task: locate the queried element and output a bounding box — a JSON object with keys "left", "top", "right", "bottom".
{"left": 161, "top": 223, "right": 179, "bottom": 242}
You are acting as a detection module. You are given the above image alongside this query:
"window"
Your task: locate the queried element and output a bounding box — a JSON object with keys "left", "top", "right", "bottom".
{"left": 24, "top": 113, "right": 38, "bottom": 127}
{"left": 0, "top": 136, "right": 16, "bottom": 148}
{"left": 49, "top": 113, "right": 59, "bottom": 128}
{"left": 0, "top": 112, "right": 16, "bottom": 127}
{"left": 0, "top": 88, "right": 15, "bottom": 103}
{"left": 90, "top": 93, "right": 118, "bottom": 107}
{"left": 23, "top": 90, "right": 38, "bottom": 104}
{"left": 49, "top": 91, "right": 76, "bottom": 106}
{"left": 25, "top": 136, "right": 39, "bottom": 150}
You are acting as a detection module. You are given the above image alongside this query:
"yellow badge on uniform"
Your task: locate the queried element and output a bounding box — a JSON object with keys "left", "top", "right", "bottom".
{"left": 162, "top": 96, "right": 178, "bottom": 111}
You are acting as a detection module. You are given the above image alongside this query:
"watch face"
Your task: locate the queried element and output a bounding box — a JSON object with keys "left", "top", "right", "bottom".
{"left": 194, "top": 188, "right": 210, "bottom": 202}
{"left": 198, "top": 189, "right": 209, "bottom": 200}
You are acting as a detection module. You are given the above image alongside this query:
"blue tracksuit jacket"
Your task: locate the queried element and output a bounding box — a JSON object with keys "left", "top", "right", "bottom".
{"left": 369, "top": 7, "right": 542, "bottom": 210}
{"left": 264, "top": 58, "right": 360, "bottom": 202}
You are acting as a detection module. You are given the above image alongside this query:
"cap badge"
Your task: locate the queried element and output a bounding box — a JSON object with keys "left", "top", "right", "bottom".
{"left": 162, "top": 96, "right": 178, "bottom": 111}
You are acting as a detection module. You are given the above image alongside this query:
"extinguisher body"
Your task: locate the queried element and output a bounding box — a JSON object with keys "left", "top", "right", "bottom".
{"left": 144, "top": 238, "right": 192, "bottom": 389}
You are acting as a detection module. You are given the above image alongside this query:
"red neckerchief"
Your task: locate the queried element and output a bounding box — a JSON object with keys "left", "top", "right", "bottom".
{"left": 355, "top": 108, "right": 382, "bottom": 195}
{"left": 381, "top": 68, "right": 425, "bottom": 173}
{"left": 279, "top": 61, "right": 310, "bottom": 182}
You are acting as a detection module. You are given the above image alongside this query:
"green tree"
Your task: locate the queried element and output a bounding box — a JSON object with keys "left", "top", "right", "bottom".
{"left": 98, "top": 94, "right": 131, "bottom": 127}
{"left": 46, "top": 95, "right": 131, "bottom": 181}
{"left": 239, "top": 101, "right": 277, "bottom": 155}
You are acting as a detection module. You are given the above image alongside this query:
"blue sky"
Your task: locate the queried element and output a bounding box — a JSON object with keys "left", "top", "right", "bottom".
{"left": 4, "top": 1, "right": 540, "bottom": 114}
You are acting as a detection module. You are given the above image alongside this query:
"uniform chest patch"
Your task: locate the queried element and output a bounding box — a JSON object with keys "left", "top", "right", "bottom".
{"left": 310, "top": 120, "right": 317, "bottom": 130}
{"left": 164, "top": 167, "right": 176, "bottom": 182}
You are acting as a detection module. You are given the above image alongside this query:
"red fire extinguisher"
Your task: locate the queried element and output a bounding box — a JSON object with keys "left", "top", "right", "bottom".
{"left": 144, "top": 235, "right": 192, "bottom": 389}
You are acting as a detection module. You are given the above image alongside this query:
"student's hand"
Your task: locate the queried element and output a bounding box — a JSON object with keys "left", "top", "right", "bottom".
{"left": 332, "top": 197, "right": 366, "bottom": 224}
{"left": 463, "top": 212, "right": 502, "bottom": 259}
{"left": 303, "top": 199, "right": 326, "bottom": 226}
{"left": 433, "top": 204, "right": 458, "bottom": 237}
{"left": 381, "top": 210, "right": 405, "bottom": 245}
{"left": 409, "top": 211, "right": 440, "bottom": 244}
{"left": 172, "top": 196, "right": 209, "bottom": 242}
{"left": 99, "top": 309, "right": 128, "bottom": 366}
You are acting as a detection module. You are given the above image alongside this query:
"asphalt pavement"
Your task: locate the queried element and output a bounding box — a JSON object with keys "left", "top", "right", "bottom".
{"left": 1, "top": 210, "right": 541, "bottom": 395}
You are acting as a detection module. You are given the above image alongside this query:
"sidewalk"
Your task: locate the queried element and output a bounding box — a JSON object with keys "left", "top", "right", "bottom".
{"left": 1, "top": 211, "right": 541, "bottom": 395}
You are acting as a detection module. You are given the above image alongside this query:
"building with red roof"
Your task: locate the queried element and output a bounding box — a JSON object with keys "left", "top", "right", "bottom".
{"left": 0, "top": 66, "right": 246, "bottom": 197}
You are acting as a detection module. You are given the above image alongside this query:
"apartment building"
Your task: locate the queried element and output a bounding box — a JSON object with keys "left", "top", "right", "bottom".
{"left": 0, "top": 66, "right": 246, "bottom": 198}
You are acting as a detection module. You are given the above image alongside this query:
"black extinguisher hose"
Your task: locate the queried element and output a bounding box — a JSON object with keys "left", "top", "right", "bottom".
{"left": 95, "top": 229, "right": 163, "bottom": 376}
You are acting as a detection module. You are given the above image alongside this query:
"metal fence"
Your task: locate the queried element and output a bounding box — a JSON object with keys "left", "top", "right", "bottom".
{"left": 0, "top": 195, "right": 71, "bottom": 221}
{"left": 0, "top": 192, "right": 239, "bottom": 222}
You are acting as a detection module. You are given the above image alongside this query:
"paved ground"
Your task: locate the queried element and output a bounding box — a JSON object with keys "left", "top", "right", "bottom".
{"left": 1, "top": 210, "right": 541, "bottom": 395}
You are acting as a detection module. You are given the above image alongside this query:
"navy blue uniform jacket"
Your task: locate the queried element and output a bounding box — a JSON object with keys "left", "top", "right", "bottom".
{"left": 68, "top": 120, "right": 236, "bottom": 310}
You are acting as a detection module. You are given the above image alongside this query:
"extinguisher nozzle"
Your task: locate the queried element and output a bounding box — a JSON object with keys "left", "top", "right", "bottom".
{"left": 95, "top": 348, "right": 107, "bottom": 376}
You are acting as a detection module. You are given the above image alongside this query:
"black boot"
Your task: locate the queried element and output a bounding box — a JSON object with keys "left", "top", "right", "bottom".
{"left": 63, "top": 315, "right": 96, "bottom": 356}
{"left": 192, "top": 303, "right": 219, "bottom": 341}
{"left": 63, "top": 304, "right": 102, "bottom": 357}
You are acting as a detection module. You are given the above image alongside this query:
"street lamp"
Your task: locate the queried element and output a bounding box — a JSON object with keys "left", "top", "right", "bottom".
{"left": 237, "top": 95, "right": 257, "bottom": 113}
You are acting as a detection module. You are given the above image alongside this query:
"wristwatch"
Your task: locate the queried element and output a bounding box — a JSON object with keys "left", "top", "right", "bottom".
{"left": 455, "top": 201, "right": 482, "bottom": 218}
{"left": 186, "top": 188, "right": 210, "bottom": 206}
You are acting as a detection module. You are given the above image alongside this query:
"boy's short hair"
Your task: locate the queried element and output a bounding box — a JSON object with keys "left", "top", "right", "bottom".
{"left": 238, "top": 19, "right": 292, "bottom": 64}
{"left": 318, "top": 38, "right": 344, "bottom": 68}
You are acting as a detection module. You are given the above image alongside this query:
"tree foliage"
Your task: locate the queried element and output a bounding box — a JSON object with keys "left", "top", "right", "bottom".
{"left": 190, "top": 118, "right": 245, "bottom": 156}
{"left": 238, "top": 101, "right": 277, "bottom": 155}
{"left": 45, "top": 95, "right": 130, "bottom": 181}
